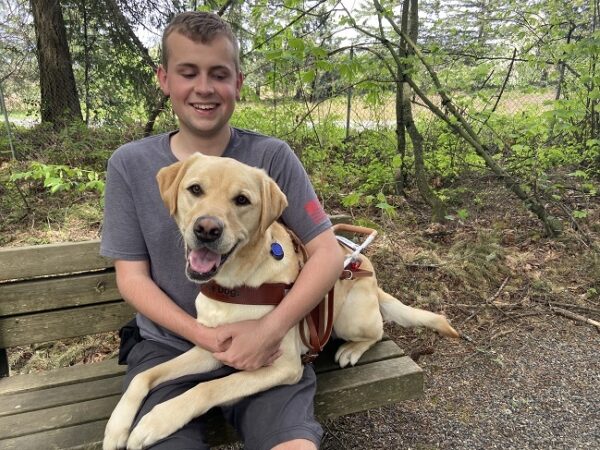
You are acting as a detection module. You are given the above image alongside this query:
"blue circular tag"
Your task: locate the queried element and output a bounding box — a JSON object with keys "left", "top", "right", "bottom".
{"left": 270, "top": 243, "right": 284, "bottom": 260}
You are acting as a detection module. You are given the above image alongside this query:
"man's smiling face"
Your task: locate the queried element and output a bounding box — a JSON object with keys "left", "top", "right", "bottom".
{"left": 157, "top": 32, "right": 243, "bottom": 141}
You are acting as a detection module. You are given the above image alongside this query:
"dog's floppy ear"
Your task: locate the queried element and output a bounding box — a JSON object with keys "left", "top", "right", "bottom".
{"left": 156, "top": 160, "right": 186, "bottom": 216}
{"left": 259, "top": 175, "right": 288, "bottom": 234}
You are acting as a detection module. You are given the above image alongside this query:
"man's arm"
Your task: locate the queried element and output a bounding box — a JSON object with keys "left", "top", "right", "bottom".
{"left": 114, "top": 259, "right": 224, "bottom": 353}
{"left": 212, "top": 228, "right": 345, "bottom": 370}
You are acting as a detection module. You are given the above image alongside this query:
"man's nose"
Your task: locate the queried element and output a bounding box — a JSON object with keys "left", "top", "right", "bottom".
{"left": 195, "top": 74, "right": 214, "bottom": 95}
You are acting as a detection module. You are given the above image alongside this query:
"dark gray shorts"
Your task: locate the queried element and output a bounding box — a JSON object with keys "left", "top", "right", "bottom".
{"left": 124, "top": 339, "right": 323, "bottom": 450}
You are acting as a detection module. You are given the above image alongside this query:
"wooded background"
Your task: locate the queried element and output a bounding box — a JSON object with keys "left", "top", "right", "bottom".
{"left": 1, "top": 0, "right": 598, "bottom": 238}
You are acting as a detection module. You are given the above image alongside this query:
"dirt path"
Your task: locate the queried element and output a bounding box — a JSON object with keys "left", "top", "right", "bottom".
{"left": 321, "top": 314, "right": 599, "bottom": 449}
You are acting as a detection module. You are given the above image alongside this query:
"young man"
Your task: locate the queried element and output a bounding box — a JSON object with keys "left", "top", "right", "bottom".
{"left": 100, "top": 11, "right": 344, "bottom": 450}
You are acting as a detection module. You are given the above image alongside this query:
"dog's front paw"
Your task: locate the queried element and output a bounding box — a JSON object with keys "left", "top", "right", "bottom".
{"left": 103, "top": 395, "right": 142, "bottom": 450}
{"left": 103, "top": 416, "right": 130, "bottom": 450}
{"left": 126, "top": 404, "right": 177, "bottom": 449}
{"left": 335, "top": 341, "right": 375, "bottom": 368}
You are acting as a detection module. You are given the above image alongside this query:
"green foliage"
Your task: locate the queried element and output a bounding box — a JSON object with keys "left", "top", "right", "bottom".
{"left": 10, "top": 162, "right": 105, "bottom": 195}
{"left": 6, "top": 122, "right": 138, "bottom": 170}
{"left": 301, "top": 128, "right": 401, "bottom": 215}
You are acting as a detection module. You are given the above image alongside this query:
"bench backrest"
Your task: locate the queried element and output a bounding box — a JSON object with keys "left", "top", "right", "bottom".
{"left": 0, "top": 240, "right": 135, "bottom": 349}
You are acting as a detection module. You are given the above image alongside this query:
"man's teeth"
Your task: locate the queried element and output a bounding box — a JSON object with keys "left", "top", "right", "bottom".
{"left": 193, "top": 104, "right": 216, "bottom": 110}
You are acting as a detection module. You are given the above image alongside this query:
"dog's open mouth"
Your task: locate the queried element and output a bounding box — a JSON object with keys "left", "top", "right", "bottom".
{"left": 186, "top": 245, "right": 236, "bottom": 282}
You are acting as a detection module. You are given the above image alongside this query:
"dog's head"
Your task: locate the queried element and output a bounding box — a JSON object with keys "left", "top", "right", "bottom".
{"left": 157, "top": 153, "right": 288, "bottom": 282}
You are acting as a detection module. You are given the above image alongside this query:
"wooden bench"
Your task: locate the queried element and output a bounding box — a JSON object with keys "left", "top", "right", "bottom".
{"left": 0, "top": 240, "right": 423, "bottom": 449}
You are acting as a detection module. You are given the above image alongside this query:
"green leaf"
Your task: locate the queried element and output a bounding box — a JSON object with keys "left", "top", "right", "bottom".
{"left": 568, "top": 170, "right": 588, "bottom": 179}
{"left": 457, "top": 209, "right": 469, "bottom": 220}
{"left": 342, "top": 192, "right": 362, "bottom": 207}
{"left": 288, "top": 37, "right": 305, "bottom": 52}
{"left": 300, "top": 70, "right": 316, "bottom": 83}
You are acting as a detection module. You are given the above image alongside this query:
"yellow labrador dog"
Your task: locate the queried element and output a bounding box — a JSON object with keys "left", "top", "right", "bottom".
{"left": 103, "top": 153, "right": 458, "bottom": 449}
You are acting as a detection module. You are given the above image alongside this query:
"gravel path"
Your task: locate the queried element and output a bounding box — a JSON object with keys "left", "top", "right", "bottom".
{"left": 321, "top": 314, "right": 599, "bottom": 449}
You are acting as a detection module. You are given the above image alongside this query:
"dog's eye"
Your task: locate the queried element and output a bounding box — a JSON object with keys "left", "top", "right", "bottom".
{"left": 235, "top": 195, "right": 250, "bottom": 206}
{"left": 187, "top": 184, "right": 203, "bottom": 196}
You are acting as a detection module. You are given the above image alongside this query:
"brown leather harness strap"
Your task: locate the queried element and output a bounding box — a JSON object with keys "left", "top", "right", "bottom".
{"left": 285, "top": 229, "right": 336, "bottom": 362}
{"left": 340, "top": 267, "right": 373, "bottom": 280}
{"left": 300, "top": 288, "right": 335, "bottom": 363}
{"left": 200, "top": 280, "right": 292, "bottom": 305}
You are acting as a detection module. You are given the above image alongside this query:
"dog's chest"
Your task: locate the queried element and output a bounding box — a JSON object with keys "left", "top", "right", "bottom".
{"left": 195, "top": 294, "right": 275, "bottom": 328}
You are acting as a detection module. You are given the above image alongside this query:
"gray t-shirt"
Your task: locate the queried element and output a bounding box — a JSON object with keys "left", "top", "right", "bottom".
{"left": 100, "top": 128, "right": 331, "bottom": 351}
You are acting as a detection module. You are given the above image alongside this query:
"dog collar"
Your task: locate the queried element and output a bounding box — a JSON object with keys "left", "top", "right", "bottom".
{"left": 200, "top": 280, "right": 292, "bottom": 305}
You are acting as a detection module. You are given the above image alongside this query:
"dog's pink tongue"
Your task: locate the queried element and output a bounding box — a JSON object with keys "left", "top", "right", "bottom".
{"left": 188, "top": 249, "right": 221, "bottom": 273}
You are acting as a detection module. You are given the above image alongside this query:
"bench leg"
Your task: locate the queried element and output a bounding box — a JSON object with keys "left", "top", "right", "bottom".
{"left": 0, "top": 348, "right": 8, "bottom": 377}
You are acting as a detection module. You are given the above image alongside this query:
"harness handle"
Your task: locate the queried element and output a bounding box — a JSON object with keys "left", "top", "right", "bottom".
{"left": 333, "top": 224, "right": 378, "bottom": 269}
{"left": 332, "top": 223, "right": 378, "bottom": 237}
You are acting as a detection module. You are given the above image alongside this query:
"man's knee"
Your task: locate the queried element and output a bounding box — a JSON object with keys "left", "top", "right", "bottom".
{"left": 271, "top": 438, "right": 318, "bottom": 450}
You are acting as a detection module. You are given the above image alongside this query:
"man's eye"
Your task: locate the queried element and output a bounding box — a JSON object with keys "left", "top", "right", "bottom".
{"left": 235, "top": 195, "right": 250, "bottom": 206}
{"left": 213, "top": 71, "right": 229, "bottom": 80}
{"left": 188, "top": 184, "right": 203, "bottom": 196}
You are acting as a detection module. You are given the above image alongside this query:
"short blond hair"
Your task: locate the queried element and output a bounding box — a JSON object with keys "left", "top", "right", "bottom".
{"left": 161, "top": 11, "right": 240, "bottom": 71}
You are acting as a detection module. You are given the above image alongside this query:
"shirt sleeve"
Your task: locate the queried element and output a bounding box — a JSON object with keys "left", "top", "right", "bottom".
{"left": 268, "top": 143, "right": 332, "bottom": 244}
{"left": 100, "top": 154, "right": 149, "bottom": 260}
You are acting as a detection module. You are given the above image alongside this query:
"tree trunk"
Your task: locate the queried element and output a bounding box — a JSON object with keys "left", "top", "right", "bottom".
{"left": 394, "top": 79, "right": 408, "bottom": 195}
{"left": 30, "top": 0, "right": 82, "bottom": 127}
{"left": 144, "top": 94, "right": 168, "bottom": 137}
{"left": 393, "top": 0, "right": 410, "bottom": 196}
{"left": 399, "top": 0, "right": 446, "bottom": 220}
{"left": 404, "top": 84, "right": 446, "bottom": 221}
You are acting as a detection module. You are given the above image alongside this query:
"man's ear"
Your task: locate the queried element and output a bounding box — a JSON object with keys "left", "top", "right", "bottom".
{"left": 156, "top": 160, "right": 186, "bottom": 216}
{"left": 259, "top": 175, "right": 288, "bottom": 234}
{"left": 157, "top": 64, "right": 170, "bottom": 97}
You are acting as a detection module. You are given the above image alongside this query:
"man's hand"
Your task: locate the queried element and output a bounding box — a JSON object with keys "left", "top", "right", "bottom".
{"left": 212, "top": 318, "right": 285, "bottom": 371}
{"left": 188, "top": 323, "right": 232, "bottom": 354}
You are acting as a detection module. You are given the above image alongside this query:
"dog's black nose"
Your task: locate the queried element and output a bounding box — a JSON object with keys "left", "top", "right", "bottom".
{"left": 193, "top": 216, "right": 223, "bottom": 242}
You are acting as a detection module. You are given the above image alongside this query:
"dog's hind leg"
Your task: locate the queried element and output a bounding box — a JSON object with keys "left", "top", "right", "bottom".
{"left": 378, "top": 288, "right": 459, "bottom": 338}
{"left": 333, "top": 282, "right": 384, "bottom": 368}
{"left": 103, "top": 347, "right": 221, "bottom": 450}
{"left": 126, "top": 353, "right": 303, "bottom": 449}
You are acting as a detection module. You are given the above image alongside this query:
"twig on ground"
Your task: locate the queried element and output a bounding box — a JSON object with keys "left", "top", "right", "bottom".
{"left": 549, "top": 302, "right": 600, "bottom": 314}
{"left": 486, "top": 277, "right": 510, "bottom": 304}
{"left": 490, "top": 329, "right": 514, "bottom": 341}
{"left": 550, "top": 306, "right": 600, "bottom": 329}
{"left": 498, "top": 311, "right": 546, "bottom": 322}
{"left": 457, "top": 278, "right": 515, "bottom": 326}
{"left": 404, "top": 262, "right": 442, "bottom": 270}
{"left": 323, "top": 423, "right": 347, "bottom": 449}
{"left": 460, "top": 333, "right": 476, "bottom": 344}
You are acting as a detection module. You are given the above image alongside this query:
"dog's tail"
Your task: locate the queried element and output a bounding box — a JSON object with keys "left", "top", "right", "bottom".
{"left": 377, "top": 288, "right": 459, "bottom": 338}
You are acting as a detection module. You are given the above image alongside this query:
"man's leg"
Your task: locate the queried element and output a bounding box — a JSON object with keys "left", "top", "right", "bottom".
{"left": 223, "top": 363, "right": 323, "bottom": 450}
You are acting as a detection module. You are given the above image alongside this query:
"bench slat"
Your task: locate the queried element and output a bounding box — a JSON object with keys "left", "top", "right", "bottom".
{"left": 0, "top": 419, "right": 108, "bottom": 450}
{"left": 0, "top": 303, "right": 135, "bottom": 347}
{"left": 0, "top": 395, "right": 119, "bottom": 439}
{"left": 0, "top": 272, "right": 120, "bottom": 316}
{"left": 0, "top": 241, "right": 108, "bottom": 282}
{"left": 0, "top": 376, "right": 123, "bottom": 417}
{"left": 0, "top": 358, "right": 125, "bottom": 395}
{"left": 315, "top": 356, "right": 423, "bottom": 419}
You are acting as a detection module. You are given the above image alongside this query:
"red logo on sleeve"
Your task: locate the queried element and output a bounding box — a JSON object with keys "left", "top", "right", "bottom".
{"left": 304, "top": 199, "right": 328, "bottom": 224}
